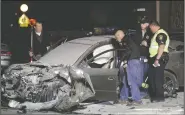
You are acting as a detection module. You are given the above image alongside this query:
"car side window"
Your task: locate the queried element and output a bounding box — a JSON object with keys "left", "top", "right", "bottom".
{"left": 83, "top": 44, "right": 115, "bottom": 69}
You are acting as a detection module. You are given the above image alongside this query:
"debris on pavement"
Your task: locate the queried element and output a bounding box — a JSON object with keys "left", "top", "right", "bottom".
{"left": 1, "top": 63, "right": 95, "bottom": 112}
{"left": 129, "top": 107, "right": 135, "bottom": 109}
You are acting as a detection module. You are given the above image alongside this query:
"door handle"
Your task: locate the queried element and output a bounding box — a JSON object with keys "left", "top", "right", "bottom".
{"left": 108, "top": 76, "right": 114, "bottom": 80}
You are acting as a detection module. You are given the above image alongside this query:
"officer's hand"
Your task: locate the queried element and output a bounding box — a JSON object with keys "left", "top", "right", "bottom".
{"left": 121, "top": 61, "right": 127, "bottom": 68}
{"left": 141, "top": 40, "right": 148, "bottom": 47}
{"left": 123, "top": 64, "right": 127, "bottom": 68}
{"left": 153, "top": 60, "right": 160, "bottom": 67}
{"left": 29, "top": 51, "right": 33, "bottom": 57}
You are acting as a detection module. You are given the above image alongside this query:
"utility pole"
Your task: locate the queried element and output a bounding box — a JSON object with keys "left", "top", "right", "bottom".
{"left": 156, "top": 0, "right": 160, "bottom": 23}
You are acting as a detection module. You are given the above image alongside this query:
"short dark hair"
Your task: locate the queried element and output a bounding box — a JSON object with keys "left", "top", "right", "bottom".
{"left": 149, "top": 20, "right": 160, "bottom": 27}
{"left": 36, "top": 22, "right": 42, "bottom": 25}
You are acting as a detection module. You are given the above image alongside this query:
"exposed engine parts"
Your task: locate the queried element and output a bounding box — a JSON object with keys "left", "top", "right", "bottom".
{"left": 2, "top": 63, "right": 95, "bottom": 112}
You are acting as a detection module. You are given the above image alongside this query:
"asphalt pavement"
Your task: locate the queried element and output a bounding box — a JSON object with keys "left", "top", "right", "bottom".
{"left": 74, "top": 92, "right": 184, "bottom": 114}
{"left": 1, "top": 92, "right": 184, "bottom": 115}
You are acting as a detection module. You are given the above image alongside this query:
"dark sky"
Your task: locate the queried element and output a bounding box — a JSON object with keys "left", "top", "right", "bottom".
{"left": 2, "top": 1, "right": 144, "bottom": 31}
{"left": 1, "top": 1, "right": 157, "bottom": 63}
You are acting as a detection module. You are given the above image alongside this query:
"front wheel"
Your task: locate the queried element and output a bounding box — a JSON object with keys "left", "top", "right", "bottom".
{"left": 164, "top": 71, "right": 178, "bottom": 98}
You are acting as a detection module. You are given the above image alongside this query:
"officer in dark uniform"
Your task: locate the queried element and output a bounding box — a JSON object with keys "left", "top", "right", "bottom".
{"left": 132, "top": 16, "right": 153, "bottom": 98}
{"left": 112, "top": 30, "right": 143, "bottom": 106}
{"left": 148, "top": 20, "right": 170, "bottom": 102}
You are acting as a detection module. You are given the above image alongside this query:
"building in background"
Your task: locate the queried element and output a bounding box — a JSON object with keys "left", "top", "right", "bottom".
{"left": 154, "top": 1, "right": 183, "bottom": 32}
{"left": 160, "top": 1, "right": 184, "bottom": 32}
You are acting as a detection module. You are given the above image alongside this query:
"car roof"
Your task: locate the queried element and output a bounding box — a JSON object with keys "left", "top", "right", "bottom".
{"left": 39, "top": 35, "right": 114, "bottom": 66}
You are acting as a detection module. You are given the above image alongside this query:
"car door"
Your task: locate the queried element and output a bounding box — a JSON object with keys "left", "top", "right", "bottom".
{"left": 79, "top": 46, "right": 119, "bottom": 101}
{"left": 82, "top": 68, "right": 118, "bottom": 101}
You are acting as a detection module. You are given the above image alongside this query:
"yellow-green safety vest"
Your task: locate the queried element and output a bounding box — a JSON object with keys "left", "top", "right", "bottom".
{"left": 149, "top": 29, "right": 170, "bottom": 57}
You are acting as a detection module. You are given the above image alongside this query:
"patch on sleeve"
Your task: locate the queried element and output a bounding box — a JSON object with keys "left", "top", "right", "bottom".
{"left": 158, "top": 35, "right": 163, "bottom": 40}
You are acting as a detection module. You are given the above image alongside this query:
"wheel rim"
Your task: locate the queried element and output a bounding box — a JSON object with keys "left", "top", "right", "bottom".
{"left": 164, "top": 76, "right": 174, "bottom": 94}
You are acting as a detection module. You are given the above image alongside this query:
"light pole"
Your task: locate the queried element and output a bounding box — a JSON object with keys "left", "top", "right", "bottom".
{"left": 156, "top": 1, "right": 160, "bottom": 23}
{"left": 20, "top": 4, "right": 34, "bottom": 62}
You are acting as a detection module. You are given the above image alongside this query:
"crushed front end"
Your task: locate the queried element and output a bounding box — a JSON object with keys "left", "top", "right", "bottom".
{"left": 1, "top": 63, "right": 95, "bottom": 112}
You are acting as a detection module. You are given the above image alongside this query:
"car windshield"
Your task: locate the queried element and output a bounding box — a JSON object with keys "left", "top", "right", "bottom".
{"left": 39, "top": 42, "right": 91, "bottom": 66}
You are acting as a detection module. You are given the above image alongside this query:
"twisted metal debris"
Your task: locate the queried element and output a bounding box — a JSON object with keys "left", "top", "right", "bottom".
{"left": 1, "top": 63, "right": 95, "bottom": 112}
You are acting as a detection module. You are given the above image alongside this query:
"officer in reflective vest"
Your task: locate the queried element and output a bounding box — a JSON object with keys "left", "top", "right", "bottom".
{"left": 148, "top": 20, "right": 170, "bottom": 102}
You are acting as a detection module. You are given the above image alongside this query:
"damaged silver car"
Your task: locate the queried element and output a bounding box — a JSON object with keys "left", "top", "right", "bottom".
{"left": 2, "top": 35, "right": 119, "bottom": 112}
{"left": 2, "top": 35, "right": 183, "bottom": 112}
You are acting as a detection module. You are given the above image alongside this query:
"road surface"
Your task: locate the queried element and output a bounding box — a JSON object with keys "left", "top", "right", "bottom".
{"left": 1, "top": 92, "right": 184, "bottom": 114}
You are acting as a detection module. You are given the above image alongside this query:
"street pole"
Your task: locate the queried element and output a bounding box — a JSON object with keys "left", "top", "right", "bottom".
{"left": 156, "top": 0, "right": 160, "bottom": 23}
{"left": 30, "top": 26, "right": 34, "bottom": 63}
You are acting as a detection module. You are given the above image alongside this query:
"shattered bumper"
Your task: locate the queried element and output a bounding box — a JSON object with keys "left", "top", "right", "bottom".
{"left": 1, "top": 63, "right": 95, "bottom": 112}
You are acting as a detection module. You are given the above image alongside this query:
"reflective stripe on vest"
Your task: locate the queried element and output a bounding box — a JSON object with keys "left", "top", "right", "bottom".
{"left": 149, "top": 29, "right": 170, "bottom": 57}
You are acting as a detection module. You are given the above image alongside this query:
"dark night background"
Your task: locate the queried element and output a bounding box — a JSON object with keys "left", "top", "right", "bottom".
{"left": 2, "top": 1, "right": 156, "bottom": 31}
{"left": 2, "top": 1, "right": 156, "bottom": 63}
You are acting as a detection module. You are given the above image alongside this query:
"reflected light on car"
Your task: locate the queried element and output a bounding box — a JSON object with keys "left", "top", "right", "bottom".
{"left": 1, "top": 51, "right": 12, "bottom": 56}
{"left": 76, "top": 69, "right": 84, "bottom": 76}
{"left": 54, "top": 70, "right": 60, "bottom": 75}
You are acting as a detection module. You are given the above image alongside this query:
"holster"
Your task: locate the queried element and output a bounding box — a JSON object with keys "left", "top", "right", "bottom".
{"left": 160, "top": 52, "right": 169, "bottom": 64}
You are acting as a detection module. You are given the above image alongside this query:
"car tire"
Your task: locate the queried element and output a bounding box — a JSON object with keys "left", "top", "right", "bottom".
{"left": 164, "top": 70, "right": 178, "bottom": 98}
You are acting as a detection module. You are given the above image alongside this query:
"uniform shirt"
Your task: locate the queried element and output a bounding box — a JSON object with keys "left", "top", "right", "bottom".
{"left": 153, "top": 32, "right": 168, "bottom": 60}
{"left": 132, "top": 28, "right": 152, "bottom": 57}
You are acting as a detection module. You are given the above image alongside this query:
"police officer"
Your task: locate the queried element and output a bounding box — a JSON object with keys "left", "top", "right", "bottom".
{"left": 132, "top": 16, "right": 153, "bottom": 98}
{"left": 112, "top": 30, "right": 143, "bottom": 106}
{"left": 148, "top": 20, "right": 170, "bottom": 102}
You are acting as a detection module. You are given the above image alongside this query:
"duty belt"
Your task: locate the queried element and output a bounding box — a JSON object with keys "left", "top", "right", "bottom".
{"left": 139, "top": 58, "right": 148, "bottom": 63}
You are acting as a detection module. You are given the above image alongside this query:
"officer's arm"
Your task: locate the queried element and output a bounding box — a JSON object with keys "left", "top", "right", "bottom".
{"left": 111, "top": 38, "right": 119, "bottom": 49}
{"left": 120, "top": 41, "right": 132, "bottom": 61}
{"left": 123, "top": 46, "right": 132, "bottom": 60}
{"left": 156, "top": 33, "right": 167, "bottom": 60}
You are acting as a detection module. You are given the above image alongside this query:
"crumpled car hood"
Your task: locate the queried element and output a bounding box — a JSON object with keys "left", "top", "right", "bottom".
{"left": 1, "top": 63, "right": 95, "bottom": 112}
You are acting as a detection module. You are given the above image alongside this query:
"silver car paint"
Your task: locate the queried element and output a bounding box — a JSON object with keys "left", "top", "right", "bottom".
{"left": 39, "top": 35, "right": 114, "bottom": 66}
